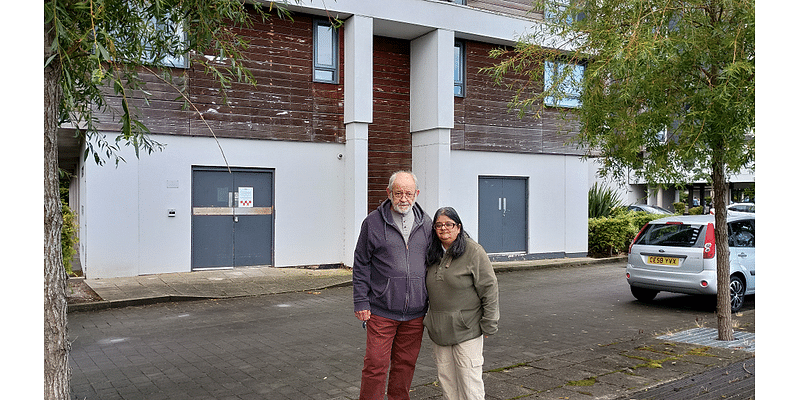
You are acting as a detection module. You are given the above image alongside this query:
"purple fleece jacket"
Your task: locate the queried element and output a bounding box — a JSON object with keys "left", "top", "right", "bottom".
{"left": 353, "top": 199, "right": 432, "bottom": 321}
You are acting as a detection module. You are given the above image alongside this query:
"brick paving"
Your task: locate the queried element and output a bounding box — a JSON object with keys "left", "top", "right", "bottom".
{"left": 68, "top": 260, "right": 755, "bottom": 399}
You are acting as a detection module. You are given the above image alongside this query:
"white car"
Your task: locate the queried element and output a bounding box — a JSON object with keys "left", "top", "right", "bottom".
{"left": 626, "top": 213, "right": 755, "bottom": 312}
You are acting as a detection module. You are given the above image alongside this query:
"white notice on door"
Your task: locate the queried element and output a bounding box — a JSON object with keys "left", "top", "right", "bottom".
{"left": 238, "top": 187, "right": 254, "bottom": 207}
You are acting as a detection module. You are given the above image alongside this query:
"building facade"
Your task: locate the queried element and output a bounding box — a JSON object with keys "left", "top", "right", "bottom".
{"left": 60, "top": 0, "right": 589, "bottom": 278}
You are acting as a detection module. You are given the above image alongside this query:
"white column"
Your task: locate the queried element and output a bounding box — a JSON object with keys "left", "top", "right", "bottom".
{"left": 410, "top": 29, "right": 454, "bottom": 215}
{"left": 343, "top": 15, "right": 373, "bottom": 267}
{"left": 412, "top": 128, "right": 451, "bottom": 214}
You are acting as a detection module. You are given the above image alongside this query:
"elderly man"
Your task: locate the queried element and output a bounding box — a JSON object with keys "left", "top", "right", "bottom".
{"left": 353, "top": 171, "right": 433, "bottom": 400}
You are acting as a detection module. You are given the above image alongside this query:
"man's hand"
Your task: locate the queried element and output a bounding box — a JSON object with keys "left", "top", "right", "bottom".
{"left": 355, "top": 309, "right": 371, "bottom": 322}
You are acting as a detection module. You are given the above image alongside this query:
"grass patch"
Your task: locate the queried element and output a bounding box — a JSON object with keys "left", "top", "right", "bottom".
{"left": 486, "top": 362, "right": 529, "bottom": 373}
{"left": 567, "top": 377, "right": 597, "bottom": 386}
{"left": 687, "top": 346, "right": 715, "bottom": 357}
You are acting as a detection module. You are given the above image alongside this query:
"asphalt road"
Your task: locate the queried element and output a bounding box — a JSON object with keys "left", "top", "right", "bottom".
{"left": 68, "top": 261, "right": 754, "bottom": 399}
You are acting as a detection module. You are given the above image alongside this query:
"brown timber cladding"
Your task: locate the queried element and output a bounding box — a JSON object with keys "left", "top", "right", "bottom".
{"left": 95, "top": 11, "right": 345, "bottom": 144}
{"left": 454, "top": 40, "right": 582, "bottom": 156}
{"left": 467, "top": 0, "right": 544, "bottom": 20}
{"left": 369, "top": 36, "right": 413, "bottom": 212}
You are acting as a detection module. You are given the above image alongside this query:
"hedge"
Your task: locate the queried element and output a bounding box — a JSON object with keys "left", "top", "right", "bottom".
{"left": 588, "top": 209, "right": 666, "bottom": 257}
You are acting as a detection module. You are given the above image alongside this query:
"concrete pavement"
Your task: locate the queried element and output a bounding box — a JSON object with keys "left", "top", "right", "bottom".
{"left": 68, "top": 257, "right": 755, "bottom": 399}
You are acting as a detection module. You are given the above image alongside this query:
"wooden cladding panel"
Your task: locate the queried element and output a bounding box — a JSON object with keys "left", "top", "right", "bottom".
{"left": 95, "top": 11, "right": 344, "bottom": 144}
{"left": 467, "top": 0, "right": 544, "bottom": 20}
{"left": 368, "top": 36, "right": 412, "bottom": 212}
{"left": 455, "top": 41, "right": 582, "bottom": 156}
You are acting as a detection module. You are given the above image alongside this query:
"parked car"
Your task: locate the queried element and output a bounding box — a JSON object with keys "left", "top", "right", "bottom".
{"left": 710, "top": 202, "right": 755, "bottom": 215}
{"left": 626, "top": 204, "right": 673, "bottom": 215}
{"left": 626, "top": 213, "right": 755, "bottom": 312}
{"left": 728, "top": 203, "right": 755, "bottom": 213}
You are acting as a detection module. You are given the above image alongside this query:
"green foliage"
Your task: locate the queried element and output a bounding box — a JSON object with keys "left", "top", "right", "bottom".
{"left": 588, "top": 182, "right": 624, "bottom": 218}
{"left": 688, "top": 206, "right": 703, "bottom": 215}
{"left": 45, "top": 0, "right": 297, "bottom": 166}
{"left": 484, "top": 0, "right": 755, "bottom": 187}
{"left": 60, "top": 182, "right": 79, "bottom": 276}
{"left": 588, "top": 210, "right": 665, "bottom": 256}
{"left": 673, "top": 202, "right": 686, "bottom": 215}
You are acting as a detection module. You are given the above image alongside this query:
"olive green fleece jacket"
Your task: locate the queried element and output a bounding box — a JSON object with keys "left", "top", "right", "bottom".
{"left": 423, "top": 237, "right": 499, "bottom": 346}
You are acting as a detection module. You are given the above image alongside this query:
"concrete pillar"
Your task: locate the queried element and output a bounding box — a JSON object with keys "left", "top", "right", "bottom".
{"left": 343, "top": 15, "right": 373, "bottom": 267}
{"left": 409, "top": 29, "right": 454, "bottom": 215}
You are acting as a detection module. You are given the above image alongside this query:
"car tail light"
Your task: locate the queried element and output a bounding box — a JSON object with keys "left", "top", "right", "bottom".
{"left": 629, "top": 223, "right": 649, "bottom": 253}
{"left": 703, "top": 222, "right": 715, "bottom": 259}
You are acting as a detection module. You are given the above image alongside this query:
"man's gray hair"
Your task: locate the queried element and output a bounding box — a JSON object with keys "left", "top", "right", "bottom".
{"left": 387, "top": 170, "right": 418, "bottom": 191}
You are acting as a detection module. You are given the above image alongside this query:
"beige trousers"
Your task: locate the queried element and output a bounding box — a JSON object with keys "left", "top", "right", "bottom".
{"left": 431, "top": 335, "right": 485, "bottom": 400}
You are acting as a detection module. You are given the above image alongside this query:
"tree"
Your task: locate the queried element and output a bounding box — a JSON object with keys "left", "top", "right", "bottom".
{"left": 485, "top": 0, "right": 754, "bottom": 341}
{"left": 44, "top": 1, "right": 295, "bottom": 398}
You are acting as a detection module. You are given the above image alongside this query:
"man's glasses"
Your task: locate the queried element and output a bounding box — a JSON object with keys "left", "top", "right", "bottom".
{"left": 392, "top": 191, "right": 417, "bottom": 199}
{"left": 434, "top": 222, "right": 457, "bottom": 230}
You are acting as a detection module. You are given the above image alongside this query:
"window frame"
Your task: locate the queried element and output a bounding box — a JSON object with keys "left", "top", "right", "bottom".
{"left": 146, "top": 18, "right": 188, "bottom": 68}
{"left": 313, "top": 19, "right": 339, "bottom": 84}
{"left": 454, "top": 39, "right": 465, "bottom": 97}
{"left": 544, "top": 60, "right": 585, "bottom": 108}
{"left": 545, "top": 0, "right": 586, "bottom": 25}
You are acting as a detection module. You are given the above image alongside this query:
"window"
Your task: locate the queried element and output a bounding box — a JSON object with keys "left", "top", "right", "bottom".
{"left": 728, "top": 220, "right": 755, "bottom": 248}
{"left": 145, "top": 19, "right": 187, "bottom": 68}
{"left": 544, "top": 61, "right": 584, "bottom": 108}
{"left": 454, "top": 40, "right": 465, "bottom": 97}
{"left": 313, "top": 19, "right": 339, "bottom": 83}
{"left": 634, "top": 223, "right": 703, "bottom": 248}
{"left": 108, "top": 9, "right": 188, "bottom": 68}
{"left": 545, "top": 0, "right": 586, "bottom": 25}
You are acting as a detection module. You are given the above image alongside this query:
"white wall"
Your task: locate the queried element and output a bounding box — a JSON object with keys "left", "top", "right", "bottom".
{"left": 449, "top": 150, "right": 588, "bottom": 257}
{"left": 82, "top": 134, "right": 347, "bottom": 278}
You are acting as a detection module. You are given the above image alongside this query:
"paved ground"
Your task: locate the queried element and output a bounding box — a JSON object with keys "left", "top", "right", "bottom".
{"left": 67, "top": 257, "right": 755, "bottom": 399}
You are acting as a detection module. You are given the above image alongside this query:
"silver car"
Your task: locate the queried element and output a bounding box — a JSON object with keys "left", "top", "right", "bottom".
{"left": 626, "top": 213, "right": 755, "bottom": 312}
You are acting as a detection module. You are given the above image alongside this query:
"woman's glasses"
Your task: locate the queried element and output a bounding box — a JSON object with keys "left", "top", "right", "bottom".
{"left": 434, "top": 222, "right": 457, "bottom": 230}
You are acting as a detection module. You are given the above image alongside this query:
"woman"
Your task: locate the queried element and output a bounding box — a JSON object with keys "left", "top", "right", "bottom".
{"left": 424, "top": 207, "right": 499, "bottom": 400}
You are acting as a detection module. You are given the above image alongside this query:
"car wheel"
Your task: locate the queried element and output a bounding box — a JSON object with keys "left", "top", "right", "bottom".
{"left": 631, "top": 286, "right": 658, "bottom": 302}
{"left": 730, "top": 275, "right": 745, "bottom": 313}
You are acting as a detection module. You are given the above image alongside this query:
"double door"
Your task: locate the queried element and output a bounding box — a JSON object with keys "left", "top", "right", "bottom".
{"left": 478, "top": 177, "right": 527, "bottom": 254}
{"left": 191, "top": 167, "right": 274, "bottom": 269}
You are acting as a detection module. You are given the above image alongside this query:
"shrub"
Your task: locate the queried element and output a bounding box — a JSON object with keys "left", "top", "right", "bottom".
{"left": 60, "top": 179, "right": 79, "bottom": 276}
{"left": 688, "top": 206, "right": 703, "bottom": 215}
{"left": 673, "top": 202, "right": 686, "bottom": 215}
{"left": 61, "top": 203, "right": 78, "bottom": 276}
{"left": 588, "top": 182, "right": 624, "bottom": 218}
{"left": 588, "top": 210, "right": 666, "bottom": 256}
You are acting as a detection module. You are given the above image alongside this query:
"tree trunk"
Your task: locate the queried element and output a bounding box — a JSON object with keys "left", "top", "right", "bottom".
{"left": 44, "top": 21, "right": 70, "bottom": 399}
{"left": 711, "top": 156, "right": 733, "bottom": 341}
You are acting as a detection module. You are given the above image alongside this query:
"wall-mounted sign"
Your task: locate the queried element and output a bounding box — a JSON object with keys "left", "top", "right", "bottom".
{"left": 238, "top": 187, "right": 253, "bottom": 207}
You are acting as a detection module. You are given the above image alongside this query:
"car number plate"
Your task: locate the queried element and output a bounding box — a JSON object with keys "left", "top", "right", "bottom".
{"left": 647, "top": 256, "right": 679, "bottom": 266}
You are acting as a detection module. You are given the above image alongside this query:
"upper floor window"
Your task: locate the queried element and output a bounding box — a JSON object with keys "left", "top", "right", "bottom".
{"left": 544, "top": 60, "right": 584, "bottom": 108}
{"left": 313, "top": 19, "right": 339, "bottom": 83}
{"left": 443, "top": 0, "right": 467, "bottom": 4}
{"left": 108, "top": 9, "right": 188, "bottom": 68}
{"left": 545, "top": 0, "right": 586, "bottom": 25}
{"left": 144, "top": 19, "right": 187, "bottom": 68}
{"left": 454, "top": 40, "right": 465, "bottom": 97}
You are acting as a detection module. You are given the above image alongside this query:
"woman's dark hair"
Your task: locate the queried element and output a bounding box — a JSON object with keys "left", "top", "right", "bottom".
{"left": 426, "top": 207, "right": 469, "bottom": 266}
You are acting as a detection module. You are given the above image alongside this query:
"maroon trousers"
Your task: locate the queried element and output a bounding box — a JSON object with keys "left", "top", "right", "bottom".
{"left": 359, "top": 314, "right": 425, "bottom": 400}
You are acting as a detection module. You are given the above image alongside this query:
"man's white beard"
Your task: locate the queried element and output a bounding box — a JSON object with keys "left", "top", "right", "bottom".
{"left": 393, "top": 202, "right": 413, "bottom": 215}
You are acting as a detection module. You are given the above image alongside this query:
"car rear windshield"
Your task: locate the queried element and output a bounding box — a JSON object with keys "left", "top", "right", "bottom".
{"left": 634, "top": 223, "right": 703, "bottom": 247}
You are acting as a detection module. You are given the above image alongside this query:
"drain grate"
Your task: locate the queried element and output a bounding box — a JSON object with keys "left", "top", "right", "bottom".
{"left": 657, "top": 327, "right": 755, "bottom": 353}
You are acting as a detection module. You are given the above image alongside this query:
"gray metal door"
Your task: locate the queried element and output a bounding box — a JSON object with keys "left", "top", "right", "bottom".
{"left": 192, "top": 167, "right": 274, "bottom": 269}
{"left": 478, "top": 176, "right": 527, "bottom": 254}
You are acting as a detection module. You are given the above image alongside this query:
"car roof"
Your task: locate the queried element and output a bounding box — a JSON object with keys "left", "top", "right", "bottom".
{"left": 648, "top": 213, "right": 754, "bottom": 226}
